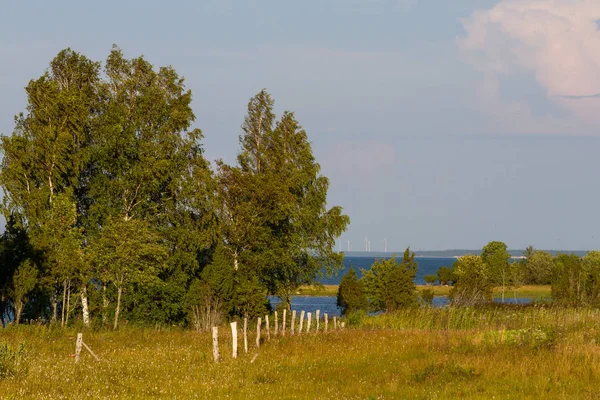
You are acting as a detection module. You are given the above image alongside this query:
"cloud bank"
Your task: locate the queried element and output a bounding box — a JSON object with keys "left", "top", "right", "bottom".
{"left": 459, "top": 0, "right": 600, "bottom": 131}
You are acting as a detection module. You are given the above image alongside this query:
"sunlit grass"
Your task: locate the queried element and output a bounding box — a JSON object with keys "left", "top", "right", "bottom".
{"left": 1, "top": 305, "right": 600, "bottom": 398}
{"left": 300, "top": 284, "right": 552, "bottom": 300}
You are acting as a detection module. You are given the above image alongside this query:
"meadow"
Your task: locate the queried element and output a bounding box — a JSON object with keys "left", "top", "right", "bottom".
{"left": 1, "top": 305, "right": 599, "bottom": 399}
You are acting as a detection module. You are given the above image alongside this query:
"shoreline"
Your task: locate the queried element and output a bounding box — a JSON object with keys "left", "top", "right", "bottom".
{"left": 296, "top": 284, "right": 552, "bottom": 298}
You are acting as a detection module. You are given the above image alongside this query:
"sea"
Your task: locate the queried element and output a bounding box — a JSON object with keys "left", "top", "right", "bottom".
{"left": 269, "top": 256, "right": 531, "bottom": 317}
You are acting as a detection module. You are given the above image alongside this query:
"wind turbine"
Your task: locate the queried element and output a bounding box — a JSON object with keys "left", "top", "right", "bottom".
{"left": 365, "top": 237, "right": 368, "bottom": 252}
{"left": 384, "top": 237, "right": 388, "bottom": 252}
{"left": 347, "top": 240, "right": 350, "bottom": 252}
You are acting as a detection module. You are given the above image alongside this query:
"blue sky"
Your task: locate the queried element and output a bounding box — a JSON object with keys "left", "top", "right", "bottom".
{"left": 1, "top": 0, "right": 600, "bottom": 250}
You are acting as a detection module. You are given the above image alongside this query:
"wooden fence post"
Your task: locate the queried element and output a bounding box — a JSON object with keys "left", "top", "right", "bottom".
{"left": 307, "top": 312, "right": 312, "bottom": 333}
{"left": 75, "top": 333, "right": 83, "bottom": 363}
{"left": 244, "top": 317, "right": 248, "bottom": 353}
{"left": 265, "top": 314, "right": 271, "bottom": 340}
{"left": 274, "top": 311, "right": 279, "bottom": 336}
{"left": 231, "top": 321, "right": 238, "bottom": 359}
{"left": 334, "top": 316, "right": 337, "bottom": 330}
{"left": 212, "top": 327, "right": 220, "bottom": 363}
{"left": 283, "top": 309, "right": 287, "bottom": 336}
{"left": 291, "top": 310, "right": 296, "bottom": 335}
{"left": 299, "top": 310, "right": 305, "bottom": 333}
{"left": 316, "top": 310, "right": 320, "bottom": 331}
{"left": 256, "top": 317, "right": 262, "bottom": 348}
{"left": 341, "top": 322, "right": 345, "bottom": 329}
{"left": 324, "top": 313, "right": 328, "bottom": 332}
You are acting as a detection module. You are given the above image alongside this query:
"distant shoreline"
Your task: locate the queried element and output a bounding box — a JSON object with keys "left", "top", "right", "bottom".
{"left": 342, "top": 250, "right": 589, "bottom": 258}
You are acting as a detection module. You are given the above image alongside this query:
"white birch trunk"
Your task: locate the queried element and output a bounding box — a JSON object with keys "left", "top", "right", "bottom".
{"left": 81, "top": 284, "right": 90, "bottom": 328}
{"left": 244, "top": 317, "right": 248, "bottom": 353}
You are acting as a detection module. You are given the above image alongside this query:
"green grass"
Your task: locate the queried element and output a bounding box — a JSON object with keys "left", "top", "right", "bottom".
{"left": 300, "top": 284, "right": 552, "bottom": 299}
{"left": 2, "top": 305, "right": 600, "bottom": 399}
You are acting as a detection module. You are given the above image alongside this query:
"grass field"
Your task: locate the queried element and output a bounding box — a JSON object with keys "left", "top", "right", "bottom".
{"left": 298, "top": 284, "right": 552, "bottom": 300}
{"left": 1, "top": 305, "right": 599, "bottom": 399}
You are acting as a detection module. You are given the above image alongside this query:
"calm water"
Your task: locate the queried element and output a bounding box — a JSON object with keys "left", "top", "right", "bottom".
{"left": 321, "top": 256, "right": 456, "bottom": 285}
{"left": 270, "top": 256, "right": 532, "bottom": 316}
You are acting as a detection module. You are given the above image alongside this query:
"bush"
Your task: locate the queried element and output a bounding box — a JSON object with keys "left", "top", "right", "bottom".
{"left": 423, "top": 274, "right": 437, "bottom": 285}
{"left": 346, "top": 309, "right": 368, "bottom": 326}
{"left": 450, "top": 255, "right": 493, "bottom": 306}
{"left": 420, "top": 288, "right": 434, "bottom": 306}
{"left": 436, "top": 266, "right": 455, "bottom": 285}
{"left": 337, "top": 267, "right": 368, "bottom": 316}
{"left": 361, "top": 248, "right": 418, "bottom": 312}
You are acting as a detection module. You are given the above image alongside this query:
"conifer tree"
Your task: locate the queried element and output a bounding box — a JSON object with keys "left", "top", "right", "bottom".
{"left": 337, "top": 267, "right": 368, "bottom": 315}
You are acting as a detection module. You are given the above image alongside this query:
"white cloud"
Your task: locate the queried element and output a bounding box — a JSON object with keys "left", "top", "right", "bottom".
{"left": 459, "top": 0, "right": 600, "bottom": 130}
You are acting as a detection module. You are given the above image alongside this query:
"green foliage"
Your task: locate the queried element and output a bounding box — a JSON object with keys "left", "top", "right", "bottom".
{"left": 481, "top": 241, "right": 511, "bottom": 301}
{"left": 217, "top": 89, "right": 349, "bottom": 310}
{"left": 423, "top": 274, "right": 437, "bottom": 285}
{"left": 89, "top": 217, "right": 168, "bottom": 329}
{"left": 336, "top": 267, "right": 368, "bottom": 315}
{"left": 420, "top": 288, "right": 435, "bottom": 306}
{"left": 346, "top": 309, "right": 368, "bottom": 326}
{"left": 436, "top": 266, "right": 455, "bottom": 285}
{"left": 523, "top": 249, "right": 554, "bottom": 285}
{"left": 0, "top": 343, "right": 27, "bottom": 379}
{"left": 551, "top": 252, "right": 600, "bottom": 306}
{"left": 11, "top": 260, "right": 38, "bottom": 324}
{"left": 450, "top": 255, "right": 493, "bottom": 306}
{"left": 0, "top": 51, "right": 347, "bottom": 328}
{"left": 361, "top": 248, "right": 418, "bottom": 312}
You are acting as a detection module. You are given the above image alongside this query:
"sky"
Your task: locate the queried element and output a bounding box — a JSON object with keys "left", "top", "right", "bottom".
{"left": 1, "top": 0, "right": 600, "bottom": 251}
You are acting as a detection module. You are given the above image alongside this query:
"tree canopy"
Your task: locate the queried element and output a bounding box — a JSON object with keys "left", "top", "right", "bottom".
{"left": 0, "top": 48, "right": 349, "bottom": 328}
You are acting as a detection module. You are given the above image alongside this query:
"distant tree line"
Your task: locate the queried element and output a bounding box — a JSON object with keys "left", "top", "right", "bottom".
{"left": 0, "top": 47, "right": 349, "bottom": 329}
{"left": 446, "top": 242, "right": 600, "bottom": 306}
{"left": 338, "top": 241, "right": 600, "bottom": 314}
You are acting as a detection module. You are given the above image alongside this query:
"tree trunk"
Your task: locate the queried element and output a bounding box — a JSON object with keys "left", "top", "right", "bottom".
{"left": 65, "top": 280, "right": 71, "bottom": 326}
{"left": 15, "top": 300, "right": 23, "bottom": 324}
{"left": 51, "top": 289, "right": 58, "bottom": 324}
{"left": 81, "top": 283, "right": 90, "bottom": 328}
{"left": 61, "top": 279, "right": 67, "bottom": 327}
{"left": 114, "top": 284, "right": 122, "bottom": 330}
{"left": 102, "top": 283, "right": 109, "bottom": 326}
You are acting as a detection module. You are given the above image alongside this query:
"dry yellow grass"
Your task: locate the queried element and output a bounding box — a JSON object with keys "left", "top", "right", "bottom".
{"left": 1, "top": 306, "right": 599, "bottom": 399}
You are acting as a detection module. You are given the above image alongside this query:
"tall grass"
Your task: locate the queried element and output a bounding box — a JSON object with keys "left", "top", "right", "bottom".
{"left": 2, "top": 307, "right": 600, "bottom": 398}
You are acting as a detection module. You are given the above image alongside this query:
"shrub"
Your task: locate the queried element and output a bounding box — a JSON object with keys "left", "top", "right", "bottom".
{"left": 337, "top": 267, "right": 368, "bottom": 315}
{"left": 420, "top": 288, "right": 434, "bottom": 306}
{"left": 423, "top": 274, "right": 437, "bottom": 285}
{"left": 436, "top": 266, "right": 455, "bottom": 285}
{"left": 361, "top": 248, "right": 418, "bottom": 312}
{"left": 450, "top": 255, "right": 493, "bottom": 306}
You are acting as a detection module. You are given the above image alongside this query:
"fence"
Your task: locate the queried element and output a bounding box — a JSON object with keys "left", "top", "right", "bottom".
{"left": 211, "top": 309, "right": 345, "bottom": 362}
